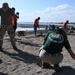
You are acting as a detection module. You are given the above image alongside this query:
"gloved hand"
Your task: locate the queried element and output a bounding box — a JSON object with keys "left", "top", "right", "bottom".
{"left": 39, "top": 45, "right": 44, "bottom": 51}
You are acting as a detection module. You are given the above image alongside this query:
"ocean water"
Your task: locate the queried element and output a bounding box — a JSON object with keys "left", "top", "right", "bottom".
{"left": 18, "top": 22, "right": 50, "bottom": 25}
{"left": 16, "top": 22, "right": 75, "bottom": 31}
{"left": 16, "top": 27, "right": 45, "bottom": 32}
{"left": 18, "top": 22, "right": 75, "bottom": 26}
{"left": 17, "top": 22, "right": 49, "bottom": 31}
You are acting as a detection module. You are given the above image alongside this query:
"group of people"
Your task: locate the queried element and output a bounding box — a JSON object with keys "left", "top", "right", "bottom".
{"left": 33, "top": 17, "right": 70, "bottom": 36}
{"left": 33, "top": 18, "right": 75, "bottom": 71}
{"left": 39, "top": 21, "right": 75, "bottom": 71}
{"left": 0, "top": 2, "right": 75, "bottom": 72}
{"left": 0, "top": 2, "right": 19, "bottom": 50}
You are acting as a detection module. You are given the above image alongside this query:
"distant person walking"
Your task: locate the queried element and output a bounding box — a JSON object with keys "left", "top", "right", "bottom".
{"left": 33, "top": 17, "right": 40, "bottom": 36}
{"left": 12, "top": 7, "right": 19, "bottom": 32}
{"left": 62, "top": 20, "right": 69, "bottom": 33}
{"left": 0, "top": 2, "right": 17, "bottom": 50}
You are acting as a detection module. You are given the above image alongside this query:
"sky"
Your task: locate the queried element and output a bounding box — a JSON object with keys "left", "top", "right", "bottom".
{"left": 0, "top": 0, "right": 75, "bottom": 22}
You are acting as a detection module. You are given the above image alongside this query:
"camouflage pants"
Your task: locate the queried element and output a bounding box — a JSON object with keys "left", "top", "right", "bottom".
{"left": 0, "top": 24, "right": 15, "bottom": 48}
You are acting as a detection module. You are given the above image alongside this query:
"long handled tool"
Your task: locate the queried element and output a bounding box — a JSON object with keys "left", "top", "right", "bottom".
{"left": 38, "top": 27, "right": 43, "bottom": 35}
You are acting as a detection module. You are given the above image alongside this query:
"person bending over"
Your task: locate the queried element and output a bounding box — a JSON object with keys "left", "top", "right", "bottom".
{"left": 39, "top": 28, "right": 75, "bottom": 71}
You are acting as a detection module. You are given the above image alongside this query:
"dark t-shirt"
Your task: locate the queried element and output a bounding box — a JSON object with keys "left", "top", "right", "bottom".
{"left": 0, "top": 8, "right": 15, "bottom": 25}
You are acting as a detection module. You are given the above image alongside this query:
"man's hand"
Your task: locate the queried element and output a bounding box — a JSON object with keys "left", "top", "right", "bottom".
{"left": 39, "top": 45, "right": 44, "bottom": 51}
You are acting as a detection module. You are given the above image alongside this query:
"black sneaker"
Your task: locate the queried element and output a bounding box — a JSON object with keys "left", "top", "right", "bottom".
{"left": 0, "top": 59, "right": 2, "bottom": 63}
{"left": 0, "top": 47, "right": 3, "bottom": 51}
{"left": 54, "top": 64, "right": 61, "bottom": 72}
{"left": 42, "top": 62, "right": 52, "bottom": 69}
{"left": 12, "top": 45, "right": 17, "bottom": 50}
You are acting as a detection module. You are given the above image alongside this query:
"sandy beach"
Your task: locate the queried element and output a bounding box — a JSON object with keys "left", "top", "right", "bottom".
{"left": 0, "top": 31, "right": 75, "bottom": 75}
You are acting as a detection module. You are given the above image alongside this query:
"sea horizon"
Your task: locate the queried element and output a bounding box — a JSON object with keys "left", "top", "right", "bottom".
{"left": 17, "top": 22, "right": 75, "bottom": 28}
{"left": 16, "top": 22, "right": 75, "bottom": 31}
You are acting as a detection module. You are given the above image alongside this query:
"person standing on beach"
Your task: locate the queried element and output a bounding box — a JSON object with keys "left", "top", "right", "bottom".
{"left": 33, "top": 17, "right": 40, "bottom": 36}
{"left": 62, "top": 20, "right": 69, "bottom": 33}
{"left": 0, "top": 2, "right": 17, "bottom": 50}
{"left": 39, "top": 28, "right": 75, "bottom": 71}
{"left": 12, "top": 7, "right": 19, "bottom": 32}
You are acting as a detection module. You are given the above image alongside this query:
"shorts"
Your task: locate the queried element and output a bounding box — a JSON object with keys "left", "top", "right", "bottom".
{"left": 39, "top": 49, "right": 63, "bottom": 65}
